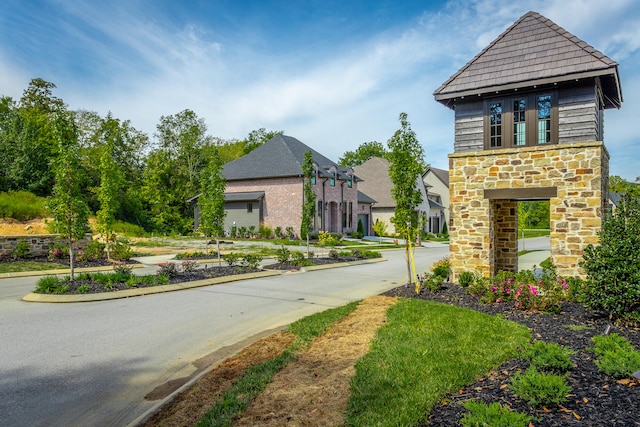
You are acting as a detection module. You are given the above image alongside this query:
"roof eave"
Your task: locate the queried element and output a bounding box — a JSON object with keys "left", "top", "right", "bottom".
{"left": 435, "top": 67, "right": 622, "bottom": 109}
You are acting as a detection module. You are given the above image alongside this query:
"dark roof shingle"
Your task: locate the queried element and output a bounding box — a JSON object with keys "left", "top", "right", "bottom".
{"left": 434, "top": 11, "right": 622, "bottom": 108}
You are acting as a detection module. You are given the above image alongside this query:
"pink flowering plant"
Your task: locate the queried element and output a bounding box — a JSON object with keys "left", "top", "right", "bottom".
{"left": 480, "top": 265, "right": 569, "bottom": 313}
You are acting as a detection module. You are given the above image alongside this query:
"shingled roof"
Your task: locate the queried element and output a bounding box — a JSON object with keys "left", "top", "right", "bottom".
{"left": 434, "top": 11, "right": 622, "bottom": 109}
{"left": 222, "top": 134, "right": 353, "bottom": 181}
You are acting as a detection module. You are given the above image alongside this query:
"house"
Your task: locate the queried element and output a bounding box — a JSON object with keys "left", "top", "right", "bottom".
{"left": 422, "top": 167, "right": 449, "bottom": 234}
{"left": 192, "top": 135, "right": 371, "bottom": 237}
{"left": 434, "top": 11, "right": 622, "bottom": 280}
{"left": 353, "top": 156, "right": 430, "bottom": 234}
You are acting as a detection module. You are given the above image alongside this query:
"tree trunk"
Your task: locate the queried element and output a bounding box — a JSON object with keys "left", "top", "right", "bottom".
{"left": 216, "top": 238, "right": 222, "bottom": 267}
{"left": 405, "top": 241, "right": 412, "bottom": 286}
{"left": 69, "top": 238, "right": 75, "bottom": 281}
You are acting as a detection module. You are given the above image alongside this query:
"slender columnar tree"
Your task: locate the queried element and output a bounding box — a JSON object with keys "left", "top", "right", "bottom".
{"left": 198, "top": 148, "right": 226, "bottom": 266}
{"left": 387, "top": 112, "right": 425, "bottom": 286}
{"left": 47, "top": 109, "right": 89, "bottom": 280}
{"left": 301, "top": 150, "right": 317, "bottom": 254}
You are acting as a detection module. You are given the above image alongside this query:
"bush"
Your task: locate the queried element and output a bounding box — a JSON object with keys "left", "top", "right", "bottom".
{"left": 12, "top": 240, "right": 31, "bottom": 259}
{"left": 461, "top": 401, "right": 536, "bottom": 427}
{"left": 275, "top": 246, "right": 291, "bottom": 263}
{"left": 111, "top": 237, "right": 133, "bottom": 260}
{"left": 510, "top": 366, "right": 571, "bottom": 406}
{"left": 157, "top": 262, "right": 178, "bottom": 278}
{"left": 181, "top": 260, "right": 198, "bottom": 273}
{"left": 112, "top": 220, "right": 149, "bottom": 237}
{"left": 258, "top": 223, "right": 273, "bottom": 239}
{"left": 222, "top": 253, "right": 241, "bottom": 266}
{"left": 580, "top": 195, "right": 640, "bottom": 321}
{"left": 328, "top": 249, "right": 339, "bottom": 259}
{"left": 431, "top": 257, "right": 451, "bottom": 280}
{"left": 0, "top": 190, "right": 47, "bottom": 220}
{"left": 458, "top": 271, "right": 475, "bottom": 287}
{"left": 241, "top": 253, "right": 262, "bottom": 269}
{"left": 48, "top": 241, "right": 68, "bottom": 260}
{"left": 523, "top": 341, "right": 574, "bottom": 374}
{"left": 590, "top": 333, "right": 640, "bottom": 379}
{"left": 290, "top": 251, "right": 309, "bottom": 267}
{"left": 35, "top": 276, "right": 61, "bottom": 293}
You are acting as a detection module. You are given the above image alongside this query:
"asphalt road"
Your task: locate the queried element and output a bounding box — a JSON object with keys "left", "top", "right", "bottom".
{"left": 0, "top": 245, "right": 448, "bottom": 427}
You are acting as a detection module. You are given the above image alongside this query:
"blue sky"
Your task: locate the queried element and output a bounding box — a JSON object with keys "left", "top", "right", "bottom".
{"left": 1, "top": 0, "right": 639, "bottom": 180}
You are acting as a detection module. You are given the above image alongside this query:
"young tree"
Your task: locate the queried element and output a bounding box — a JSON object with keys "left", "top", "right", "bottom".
{"left": 387, "top": 112, "right": 425, "bottom": 287}
{"left": 198, "top": 148, "right": 226, "bottom": 266}
{"left": 96, "top": 121, "right": 123, "bottom": 260}
{"left": 300, "top": 150, "right": 316, "bottom": 252}
{"left": 47, "top": 109, "right": 89, "bottom": 280}
{"left": 338, "top": 141, "right": 388, "bottom": 168}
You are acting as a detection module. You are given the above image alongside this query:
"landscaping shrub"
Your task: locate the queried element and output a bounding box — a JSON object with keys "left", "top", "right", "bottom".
{"left": 431, "top": 257, "right": 451, "bottom": 280}
{"left": 580, "top": 195, "right": 640, "bottom": 321}
{"left": 461, "top": 401, "right": 536, "bottom": 427}
{"left": 48, "top": 241, "right": 68, "bottom": 260}
{"left": 84, "top": 240, "right": 106, "bottom": 260}
{"left": 275, "top": 246, "right": 291, "bottom": 263}
{"left": 522, "top": 341, "right": 574, "bottom": 374}
{"left": 157, "top": 262, "right": 178, "bottom": 278}
{"left": 328, "top": 249, "right": 339, "bottom": 259}
{"left": 458, "top": 271, "right": 475, "bottom": 287}
{"left": 590, "top": 333, "right": 640, "bottom": 379}
{"left": 240, "top": 254, "right": 262, "bottom": 269}
{"left": 222, "top": 253, "right": 241, "bottom": 266}
{"left": 35, "top": 276, "right": 61, "bottom": 293}
{"left": 112, "top": 220, "right": 149, "bottom": 237}
{"left": 510, "top": 366, "right": 571, "bottom": 406}
{"left": 11, "top": 240, "right": 31, "bottom": 259}
{"left": 258, "top": 223, "right": 273, "bottom": 239}
{"left": 111, "top": 237, "right": 133, "bottom": 260}
{"left": 181, "top": 260, "right": 198, "bottom": 272}
{"left": 290, "top": 251, "right": 309, "bottom": 267}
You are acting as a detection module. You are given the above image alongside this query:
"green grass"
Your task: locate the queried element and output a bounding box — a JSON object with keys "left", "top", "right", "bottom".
{"left": 520, "top": 229, "right": 550, "bottom": 238}
{"left": 197, "top": 301, "right": 360, "bottom": 427}
{"left": 0, "top": 190, "right": 47, "bottom": 220}
{"left": 345, "top": 299, "right": 531, "bottom": 426}
{"left": 0, "top": 261, "right": 67, "bottom": 273}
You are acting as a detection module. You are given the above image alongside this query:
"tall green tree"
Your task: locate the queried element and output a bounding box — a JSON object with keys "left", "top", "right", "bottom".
{"left": 198, "top": 148, "right": 226, "bottom": 265}
{"left": 300, "top": 150, "right": 317, "bottom": 246}
{"left": 387, "top": 112, "right": 425, "bottom": 286}
{"left": 96, "top": 134, "right": 122, "bottom": 260}
{"left": 338, "top": 141, "right": 388, "bottom": 168}
{"left": 47, "top": 109, "right": 89, "bottom": 280}
{"left": 144, "top": 109, "right": 211, "bottom": 233}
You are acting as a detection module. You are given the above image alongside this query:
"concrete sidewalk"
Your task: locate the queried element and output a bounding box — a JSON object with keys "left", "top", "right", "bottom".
{"left": 518, "top": 250, "right": 551, "bottom": 272}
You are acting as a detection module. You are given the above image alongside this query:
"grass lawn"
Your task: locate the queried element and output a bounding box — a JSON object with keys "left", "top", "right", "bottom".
{"left": 520, "top": 229, "right": 550, "bottom": 238}
{"left": 345, "top": 299, "right": 530, "bottom": 425}
{"left": 0, "top": 261, "right": 67, "bottom": 274}
{"left": 195, "top": 298, "right": 530, "bottom": 426}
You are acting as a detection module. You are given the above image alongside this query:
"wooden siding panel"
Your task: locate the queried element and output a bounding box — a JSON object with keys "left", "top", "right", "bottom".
{"left": 454, "top": 101, "right": 483, "bottom": 152}
{"left": 558, "top": 86, "right": 598, "bottom": 144}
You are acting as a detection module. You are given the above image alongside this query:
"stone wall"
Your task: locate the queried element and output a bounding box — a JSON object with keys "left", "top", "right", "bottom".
{"left": 449, "top": 141, "right": 608, "bottom": 280}
{"left": 0, "top": 234, "right": 93, "bottom": 258}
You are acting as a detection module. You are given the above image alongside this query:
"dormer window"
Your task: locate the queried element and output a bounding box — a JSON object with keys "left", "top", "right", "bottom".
{"left": 484, "top": 92, "right": 557, "bottom": 149}
{"left": 347, "top": 177, "right": 352, "bottom": 188}
{"left": 330, "top": 172, "right": 335, "bottom": 187}
{"left": 311, "top": 170, "right": 316, "bottom": 185}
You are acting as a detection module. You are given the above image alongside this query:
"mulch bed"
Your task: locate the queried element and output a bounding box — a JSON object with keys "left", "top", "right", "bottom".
{"left": 0, "top": 255, "right": 139, "bottom": 268}
{"left": 382, "top": 284, "right": 640, "bottom": 426}
{"left": 262, "top": 256, "right": 364, "bottom": 271}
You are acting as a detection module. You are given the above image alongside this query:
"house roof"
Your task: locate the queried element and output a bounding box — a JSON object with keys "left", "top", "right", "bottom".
{"left": 224, "top": 191, "right": 265, "bottom": 202}
{"left": 428, "top": 198, "right": 445, "bottom": 210}
{"left": 353, "top": 157, "right": 395, "bottom": 208}
{"left": 357, "top": 190, "right": 376, "bottom": 204}
{"left": 424, "top": 167, "right": 449, "bottom": 187}
{"left": 434, "top": 11, "right": 622, "bottom": 109}
{"left": 222, "top": 134, "right": 354, "bottom": 181}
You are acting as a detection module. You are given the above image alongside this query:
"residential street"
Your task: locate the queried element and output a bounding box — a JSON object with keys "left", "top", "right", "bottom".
{"left": 0, "top": 246, "right": 448, "bottom": 427}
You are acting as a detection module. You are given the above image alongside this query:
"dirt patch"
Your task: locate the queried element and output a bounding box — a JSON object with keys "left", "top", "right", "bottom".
{"left": 233, "top": 295, "right": 397, "bottom": 426}
{"left": 0, "top": 218, "right": 50, "bottom": 235}
{"left": 141, "top": 331, "right": 296, "bottom": 427}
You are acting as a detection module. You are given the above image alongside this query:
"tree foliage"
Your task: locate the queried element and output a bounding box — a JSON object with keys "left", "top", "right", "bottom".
{"left": 338, "top": 141, "right": 388, "bottom": 168}
{"left": 198, "top": 149, "right": 226, "bottom": 239}
{"left": 47, "top": 109, "right": 89, "bottom": 280}
{"left": 387, "top": 112, "right": 425, "bottom": 285}
{"left": 96, "top": 121, "right": 123, "bottom": 259}
{"left": 300, "top": 150, "right": 316, "bottom": 240}
{"left": 580, "top": 195, "right": 640, "bottom": 322}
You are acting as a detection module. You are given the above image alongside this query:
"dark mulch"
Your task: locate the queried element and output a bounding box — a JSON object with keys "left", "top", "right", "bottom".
{"left": 50, "top": 265, "right": 262, "bottom": 294}
{"left": 382, "top": 284, "right": 640, "bottom": 426}
{"left": 0, "top": 255, "right": 139, "bottom": 268}
{"left": 263, "top": 256, "right": 364, "bottom": 271}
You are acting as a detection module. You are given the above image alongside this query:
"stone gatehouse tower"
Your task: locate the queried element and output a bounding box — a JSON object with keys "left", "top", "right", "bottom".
{"left": 433, "top": 11, "right": 622, "bottom": 280}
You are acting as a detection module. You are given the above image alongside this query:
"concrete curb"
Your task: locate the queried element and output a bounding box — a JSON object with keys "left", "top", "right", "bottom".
{"left": 20, "top": 258, "right": 386, "bottom": 303}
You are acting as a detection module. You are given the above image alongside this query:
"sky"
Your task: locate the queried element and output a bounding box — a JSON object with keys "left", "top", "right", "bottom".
{"left": 1, "top": 0, "right": 639, "bottom": 180}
